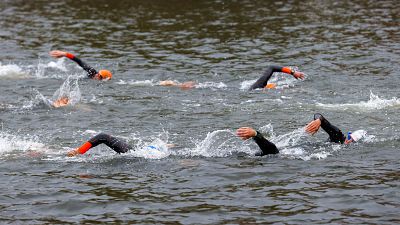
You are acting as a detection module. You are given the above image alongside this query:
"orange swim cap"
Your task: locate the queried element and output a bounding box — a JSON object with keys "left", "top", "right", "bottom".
{"left": 265, "top": 83, "right": 277, "bottom": 89}
{"left": 98, "top": 70, "right": 112, "bottom": 80}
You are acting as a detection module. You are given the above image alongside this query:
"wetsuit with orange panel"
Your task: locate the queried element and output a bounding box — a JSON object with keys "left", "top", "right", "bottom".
{"left": 64, "top": 53, "right": 112, "bottom": 80}
{"left": 75, "top": 133, "right": 131, "bottom": 155}
{"left": 73, "top": 132, "right": 278, "bottom": 157}
{"left": 249, "top": 65, "right": 298, "bottom": 90}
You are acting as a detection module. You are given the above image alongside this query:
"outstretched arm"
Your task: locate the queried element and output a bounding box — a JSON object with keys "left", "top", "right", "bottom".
{"left": 159, "top": 80, "right": 196, "bottom": 90}
{"left": 305, "top": 113, "right": 345, "bottom": 144}
{"left": 236, "top": 127, "right": 279, "bottom": 156}
{"left": 249, "top": 65, "right": 304, "bottom": 90}
{"left": 50, "top": 50, "right": 98, "bottom": 78}
{"left": 67, "top": 133, "right": 132, "bottom": 156}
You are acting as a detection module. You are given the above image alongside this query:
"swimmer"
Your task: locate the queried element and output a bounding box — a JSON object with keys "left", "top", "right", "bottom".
{"left": 52, "top": 96, "right": 69, "bottom": 108}
{"left": 305, "top": 113, "right": 366, "bottom": 144}
{"left": 249, "top": 65, "right": 304, "bottom": 90}
{"left": 49, "top": 50, "right": 112, "bottom": 80}
{"left": 159, "top": 80, "right": 196, "bottom": 90}
{"left": 237, "top": 113, "right": 366, "bottom": 156}
{"left": 236, "top": 127, "right": 279, "bottom": 156}
{"left": 67, "top": 133, "right": 173, "bottom": 156}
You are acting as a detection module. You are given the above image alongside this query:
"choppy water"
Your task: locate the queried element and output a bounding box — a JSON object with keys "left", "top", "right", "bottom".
{"left": 1, "top": 0, "right": 399, "bottom": 224}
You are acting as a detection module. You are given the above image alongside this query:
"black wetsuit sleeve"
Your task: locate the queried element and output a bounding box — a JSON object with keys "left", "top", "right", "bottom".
{"left": 67, "top": 55, "right": 98, "bottom": 78}
{"left": 253, "top": 131, "right": 279, "bottom": 156}
{"left": 88, "top": 133, "right": 132, "bottom": 153}
{"left": 249, "top": 65, "right": 284, "bottom": 90}
{"left": 314, "top": 113, "right": 345, "bottom": 144}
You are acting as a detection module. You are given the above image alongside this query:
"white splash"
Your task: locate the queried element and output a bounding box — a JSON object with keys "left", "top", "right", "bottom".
{"left": 196, "top": 82, "right": 227, "bottom": 89}
{"left": 51, "top": 76, "right": 81, "bottom": 106}
{"left": 130, "top": 138, "right": 171, "bottom": 159}
{"left": 0, "top": 132, "right": 45, "bottom": 154}
{"left": 22, "top": 76, "right": 81, "bottom": 109}
{"left": 46, "top": 58, "right": 68, "bottom": 71}
{"left": 272, "top": 127, "right": 308, "bottom": 149}
{"left": 32, "top": 57, "right": 79, "bottom": 79}
{"left": 0, "top": 62, "right": 27, "bottom": 78}
{"left": 187, "top": 129, "right": 249, "bottom": 157}
{"left": 240, "top": 79, "right": 256, "bottom": 90}
{"left": 317, "top": 91, "right": 400, "bottom": 111}
{"left": 116, "top": 79, "right": 155, "bottom": 86}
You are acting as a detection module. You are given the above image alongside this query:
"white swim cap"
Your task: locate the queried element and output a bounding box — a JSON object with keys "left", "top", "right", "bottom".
{"left": 350, "top": 130, "right": 367, "bottom": 142}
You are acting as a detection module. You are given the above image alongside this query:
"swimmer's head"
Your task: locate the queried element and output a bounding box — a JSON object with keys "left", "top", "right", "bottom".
{"left": 345, "top": 130, "right": 366, "bottom": 144}
{"left": 53, "top": 96, "right": 69, "bottom": 108}
{"left": 96, "top": 70, "right": 112, "bottom": 80}
{"left": 264, "top": 83, "right": 277, "bottom": 89}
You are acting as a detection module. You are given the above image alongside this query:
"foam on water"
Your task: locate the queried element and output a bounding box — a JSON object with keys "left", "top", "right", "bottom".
{"left": 187, "top": 129, "right": 246, "bottom": 157}
{"left": 117, "top": 79, "right": 227, "bottom": 90}
{"left": 196, "top": 81, "right": 227, "bottom": 89}
{"left": 28, "top": 57, "right": 84, "bottom": 79}
{"left": 116, "top": 79, "right": 155, "bottom": 86}
{"left": 129, "top": 138, "right": 171, "bottom": 159}
{"left": 0, "top": 62, "right": 27, "bottom": 78}
{"left": 1, "top": 58, "right": 84, "bottom": 79}
{"left": 0, "top": 132, "right": 46, "bottom": 155}
{"left": 46, "top": 58, "right": 68, "bottom": 72}
{"left": 317, "top": 91, "right": 400, "bottom": 111}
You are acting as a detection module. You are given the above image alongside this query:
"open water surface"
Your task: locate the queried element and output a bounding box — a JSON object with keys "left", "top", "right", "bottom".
{"left": 0, "top": 0, "right": 399, "bottom": 224}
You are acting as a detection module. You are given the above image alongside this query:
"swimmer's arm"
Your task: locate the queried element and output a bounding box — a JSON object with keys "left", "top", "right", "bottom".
{"left": 50, "top": 50, "right": 97, "bottom": 78}
{"left": 308, "top": 113, "right": 345, "bottom": 143}
{"left": 270, "top": 65, "right": 304, "bottom": 80}
{"left": 281, "top": 66, "right": 305, "bottom": 80}
{"left": 249, "top": 65, "right": 303, "bottom": 90}
{"left": 252, "top": 131, "right": 279, "bottom": 155}
{"left": 67, "top": 133, "right": 131, "bottom": 156}
{"left": 249, "top": 66, "right": 279, "bottom": 90}
{"left": 236, "top": 127, "right": 279, "bottom": 155}
{"left": 67, "top": 141, "right": 92, "bottom": 156}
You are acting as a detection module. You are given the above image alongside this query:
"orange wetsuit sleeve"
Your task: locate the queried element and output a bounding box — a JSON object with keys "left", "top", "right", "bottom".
{"left": 281, "top": 67, "right": 294, "bottom": 75}
{"left": 77, "top": 141, "right": 93, "bottom": 154}
{"left": 65, "top": 53, "right": 75, "bottom": 59}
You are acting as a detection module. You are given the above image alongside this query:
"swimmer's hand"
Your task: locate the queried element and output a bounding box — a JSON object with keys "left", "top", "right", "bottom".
{"left": 305, "top": 119, "right": 321, "bottom": 135}
{"left": 236, "top": 127, "right": 257, "bottom": 140}
{"left": 67, "top": 149, "right": 79, "bottom": 157}
{"left": 293, "top": 71, "right": 305, "bottom": 80}
{"left": 50, "top": 50, "right": 67, "bottom": 58}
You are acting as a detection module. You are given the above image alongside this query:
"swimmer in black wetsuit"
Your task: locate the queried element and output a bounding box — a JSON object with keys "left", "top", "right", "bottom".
{"left": 236, "top": 127, "right": 279, "bottom": 156}
{"left": 67, "top": 133, "right": 173, "bottom": 157}
{"left": 305, "top": 113, "right": 366, "bottom": 144}
{"left": 249, "top": 65, "right": 304, "bottom": 90}
{"left": 50, "top": 50, "right": 112, "bottom": 80}
{"left": 236, "top": 113, "right": 366, "bottom": 156}
{"left": 67, "top": 133, "right": 132, "bottom": 156}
